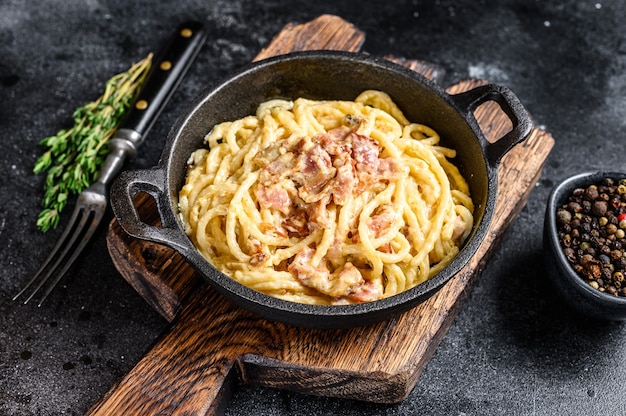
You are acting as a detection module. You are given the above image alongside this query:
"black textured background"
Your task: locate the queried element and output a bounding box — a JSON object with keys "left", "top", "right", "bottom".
{"left": 2, "top": 1, "right": 626, "bottom": 415}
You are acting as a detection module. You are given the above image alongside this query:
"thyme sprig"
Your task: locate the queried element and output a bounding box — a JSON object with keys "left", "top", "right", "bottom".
{"left": 33, "top": 53, "right": 153, "bottom": 232}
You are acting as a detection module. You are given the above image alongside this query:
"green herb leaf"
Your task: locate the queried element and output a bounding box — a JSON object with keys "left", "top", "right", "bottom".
{"left": 34, "top": 53, "right": 153, "bottom": 232}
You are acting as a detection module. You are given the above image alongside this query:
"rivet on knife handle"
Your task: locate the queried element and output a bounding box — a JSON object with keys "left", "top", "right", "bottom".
{"left": 112, "top": 21, "right": 208, "bottom": 155}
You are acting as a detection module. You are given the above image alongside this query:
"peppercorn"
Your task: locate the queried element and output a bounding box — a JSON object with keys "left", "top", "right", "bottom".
{"left": 557, "top": 176, "right": 626, "bottom": 297}
{"left": 585, "top": 185, "right": 599, "bottom": 200}
{"left": 562, "top": 236, "right": 572, "bottom": 248}
{"left": 580, "top": 254, "right": 593, "bottom": 266}
{"left": 557, "top": 209, "right": 572, "bottom": 225}
{"left": 592, "top": 200, "right": 608, "bottom": 216}
{"left": 568, "top": 201, "right": 582, "bottom": 213}
{"left": 611, "top": 196, "right": 621, "bottom": 209}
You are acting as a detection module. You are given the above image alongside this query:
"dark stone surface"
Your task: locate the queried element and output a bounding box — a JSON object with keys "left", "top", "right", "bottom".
{"left": 1, "top": 0, "right": 626, "bottom": 415}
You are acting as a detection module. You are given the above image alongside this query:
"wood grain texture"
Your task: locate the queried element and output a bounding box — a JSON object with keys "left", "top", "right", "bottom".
{"left": 106, "top": 194, "right": 197, "bottom": 322}
{"left": 90, "top": 14, "right": 555, "bottom": 416}
{"left": 253, "top": 14, "right": 365, "bottom": 61}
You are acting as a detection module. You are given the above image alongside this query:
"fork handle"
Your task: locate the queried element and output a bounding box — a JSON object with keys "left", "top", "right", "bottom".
{"left": 100, "top": 21, "right": 207, "bottom": 185}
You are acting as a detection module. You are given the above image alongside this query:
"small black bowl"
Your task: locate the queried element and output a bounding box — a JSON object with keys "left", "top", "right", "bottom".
{"left": 544, "top": 171, "right": 626, "bottom": 320}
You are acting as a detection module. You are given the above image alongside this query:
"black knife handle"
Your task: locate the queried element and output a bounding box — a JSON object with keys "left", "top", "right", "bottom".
{"left": 98, "top": 21, "right": 206, "bottom": 186}
{"left": 119, "top": 20, "right": 207, "bottom": 147}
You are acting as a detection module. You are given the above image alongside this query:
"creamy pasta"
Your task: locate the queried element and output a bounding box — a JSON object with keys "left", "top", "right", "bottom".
{"left": 179, "top": 90, "right": 474, "bottom": 305}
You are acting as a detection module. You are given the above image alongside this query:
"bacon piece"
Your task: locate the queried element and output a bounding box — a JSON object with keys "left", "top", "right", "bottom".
{"left": 288, "top": 246, "right": 330, "bottom": 288}
{"left": 333, "top": 262, "right": 364, "bottom": 295}
{"left": 353, "top": 132, "right": 385, "bottom": 194}
{"left": 347, "top": 279, "right": 383, "bottom": 303}
{"left": 249, "top": 253, "right": 266, "bottom": 266}
{"left": 351, "top": 132, "right": 380, "bottom": 174}
{"left": 377, "top": 243, "right": 392, "bottom": 254}
{"left": 306, "top": 196, "right": 333, "bottom": 230}
{"left": 247, "top": 238, "right": 268, "bottom": 266}
{"left": 293, "top": 137, "right": 335, "bottom": 203}
{"left": 329, "top": 157, "right": 355, "bottom": 205}
{"left": 257, "top": 128, "right": 399, "bottom": 212}
{"left": 260, "top": 152, "right": 293, "bottom": 182}
{"left": 319, "top": 129, "right": 355, "bottom": 201}
{"left": 289, "top": 247, "right": 381, "bottom": 301}
{"left": 325, "top": 238, "right": 344, "bottom": 265}
{"left": 317, "top": 129, "right": 363, "bottom": 205}
{"left": 255, "top": 184, "right": 291, "bottom": 215}
{"left": 367, "top": 204, "right": 397, "bottom": 238}
{"left": 376, "top": 157, "right": 403, "bottom": 178}
{"left": 319, "top": 127, "right": 352, "bottom": 156}
{"left": 282, "top": 208, "right": 308, "bottom": 236}
{"left": 254, "top": 127, "right": 405, "bottom": 303}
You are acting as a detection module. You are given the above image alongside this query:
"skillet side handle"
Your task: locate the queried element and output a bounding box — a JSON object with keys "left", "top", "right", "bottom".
{"left": 451, "top": 83, "right": 533, "bottom": 166}
{"left": 110, "top": 168, "right": 191, "bottom": 254}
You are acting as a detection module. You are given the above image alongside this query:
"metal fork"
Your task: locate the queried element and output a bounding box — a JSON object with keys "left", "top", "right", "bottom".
{"left": 14, "top": 21, "right": 207, "bottom": 306}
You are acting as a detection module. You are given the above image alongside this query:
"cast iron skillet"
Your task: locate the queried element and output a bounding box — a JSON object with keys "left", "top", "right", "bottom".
{"left": 110, "top": 50, "right": 532, "bottom": 329}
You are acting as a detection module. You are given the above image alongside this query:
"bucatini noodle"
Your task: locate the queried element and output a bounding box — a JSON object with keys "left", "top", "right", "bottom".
{"left": 178, "top": 90, "right": 474, "bottom": 305}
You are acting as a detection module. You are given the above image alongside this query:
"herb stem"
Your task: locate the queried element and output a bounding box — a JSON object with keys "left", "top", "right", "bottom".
{"left": 34, "top": 53, "right": 153, "bottom": 232}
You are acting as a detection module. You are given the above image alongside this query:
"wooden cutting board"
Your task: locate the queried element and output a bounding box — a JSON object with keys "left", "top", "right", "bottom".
{"left": 88, "top": 14, "right": 554, "bottom": 416}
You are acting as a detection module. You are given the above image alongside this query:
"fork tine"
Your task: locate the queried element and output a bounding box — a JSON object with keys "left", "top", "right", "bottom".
{"left": 15, "top": 22, "right": 208, "bottom": 306}
{"left": 13, "top": 203, "right": 86, "bottom": 303}
{"left": 13, "top": 203, "right": 94, "bottom": 305}
{"left": 35, "top": 209, "right": 103, "bottom": 306}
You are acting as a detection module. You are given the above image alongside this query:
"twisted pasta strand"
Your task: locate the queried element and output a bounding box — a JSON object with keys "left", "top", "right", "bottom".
{"left": 179, "top": 90, "right": 474, "bottom": 305}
